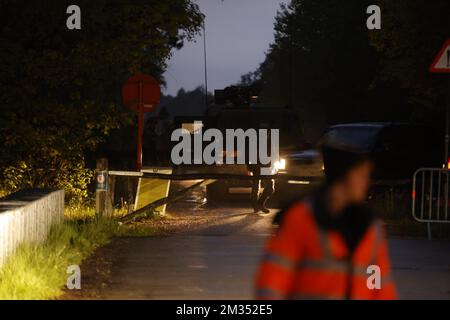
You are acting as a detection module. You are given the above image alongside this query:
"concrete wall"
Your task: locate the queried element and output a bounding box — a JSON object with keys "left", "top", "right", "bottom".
{"left": 0, "top": 189, "right": 64, "bottom": 267}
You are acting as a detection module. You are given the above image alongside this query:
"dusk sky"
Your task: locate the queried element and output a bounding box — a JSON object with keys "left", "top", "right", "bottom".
{"left": 163, "top": 0, "right": 287, "bottom": 96}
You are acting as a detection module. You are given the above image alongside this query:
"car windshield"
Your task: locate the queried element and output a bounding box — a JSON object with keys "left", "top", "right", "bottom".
{"left": 324, "top": 126, "right": 382, "bottom": 152}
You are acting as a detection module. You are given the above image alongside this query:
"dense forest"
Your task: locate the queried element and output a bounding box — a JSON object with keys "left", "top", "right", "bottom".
{"left": 241, "top": 0, "right": 450, "bottom": 139}
{"left": 1, "top": 0, "right": 449, "bottom": 201}
{"left": 0, "top": 1, "right": 203, "bottom": 201}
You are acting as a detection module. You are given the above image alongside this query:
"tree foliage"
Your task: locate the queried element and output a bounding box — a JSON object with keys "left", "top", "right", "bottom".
{"left": 249, "top": 0, "right": 446, "bottom": 139}
{"left": 370, "top": 0, "right": 450, "bottom": 116}
{"left": 0, "top": 0, "right": 203, "bottom": 200}
{"left": 255, "top": 0, "right": 383, "bottom": 137}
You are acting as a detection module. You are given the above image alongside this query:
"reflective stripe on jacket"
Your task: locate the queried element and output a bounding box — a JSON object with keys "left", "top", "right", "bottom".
{"left": 256, "top": 201, "right": 397, "bottom": 300}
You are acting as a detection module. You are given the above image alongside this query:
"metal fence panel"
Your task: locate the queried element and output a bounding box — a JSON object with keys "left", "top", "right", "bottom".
{"left": 412, "top": 168, "right": 450, "bottom": 223}
{"left": 0, "top": 189, "right": 64, "bottom": 267}
{"left": 412, "top": 168, "right": 450, "bottom": 240}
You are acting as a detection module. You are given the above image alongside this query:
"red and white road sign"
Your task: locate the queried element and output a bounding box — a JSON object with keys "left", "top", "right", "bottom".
{"left": 122, "top": 73, "right": 161, "bottom": 113}
{"left": 121, "top": 73, "right": 161, "bottom": 171}
{"left": 430, "top": 39, "right": 450, "bottom": 73}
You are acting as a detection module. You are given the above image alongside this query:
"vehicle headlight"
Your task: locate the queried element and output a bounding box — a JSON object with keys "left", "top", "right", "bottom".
{"left": 274, "top": 158, "right": 286, "bottom": 171}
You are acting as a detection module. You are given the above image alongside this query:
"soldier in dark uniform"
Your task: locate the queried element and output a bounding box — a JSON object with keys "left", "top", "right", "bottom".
{"left": 248, "top": 163, "right": 275, "bottom": 214}
{"left": 248, "top": 124, "right": 277, "bottom": 214}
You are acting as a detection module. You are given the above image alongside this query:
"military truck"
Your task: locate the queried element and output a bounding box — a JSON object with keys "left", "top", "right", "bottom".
{"left": 172, "top": 86, "right": 318, "bottom": 204}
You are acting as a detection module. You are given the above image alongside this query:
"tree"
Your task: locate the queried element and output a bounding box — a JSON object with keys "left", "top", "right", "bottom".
{"left": 254, "top": 1, "right": 381, "bottom": 137}
{"left": 0, "top": 0, "right": 203, "bottom": 201}
{"left": 246, "top": 0, "right": 414, "bottom": 140}
{"left": 159, "top": 86, "right": 213, "bottom": 117}
{"left": 369, "top": 0, "right": 450, "bottom": 120}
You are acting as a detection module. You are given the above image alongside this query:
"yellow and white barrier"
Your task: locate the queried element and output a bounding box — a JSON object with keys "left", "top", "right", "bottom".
{"left": 134, "top": 168, "right": 172, "bottom": 214}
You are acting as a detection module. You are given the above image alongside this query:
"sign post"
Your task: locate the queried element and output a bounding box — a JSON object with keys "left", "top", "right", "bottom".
{"left": 430, "top": 39, "right": 450, "bottom": 237}
{"left": 430, "top": 39, "right": 450, "bottom": 166}
{"left": 137, "top": 80, "right": 144, "bottom": 171}
{"left": 447, "top": 77, "right": 450, "bottom": 167}
{"left": 122, "top": 73, "right": 160, "bottom": 171}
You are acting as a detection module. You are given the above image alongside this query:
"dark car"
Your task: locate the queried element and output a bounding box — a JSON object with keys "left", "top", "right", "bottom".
{"left": 322, "top": 123, "right": 443, "bottom": 180}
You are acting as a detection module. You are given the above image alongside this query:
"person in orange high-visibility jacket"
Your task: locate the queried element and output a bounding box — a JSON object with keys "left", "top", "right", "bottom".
{"left": 256, "top": 133, "right": 397, "bottom": 300}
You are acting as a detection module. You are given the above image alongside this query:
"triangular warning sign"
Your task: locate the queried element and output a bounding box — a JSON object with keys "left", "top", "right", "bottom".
{"left": 430, "top": 39, "right": 450, "bottom": 73}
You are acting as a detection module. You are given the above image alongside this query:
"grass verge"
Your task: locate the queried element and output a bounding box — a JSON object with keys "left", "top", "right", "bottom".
{"left": 0, "top": 216, "right": 118, "bottom": 300}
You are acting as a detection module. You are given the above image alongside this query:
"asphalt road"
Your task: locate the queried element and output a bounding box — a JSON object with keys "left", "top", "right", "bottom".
{"left": 90, "top": 214, "right": 450, "bottom": 299}
{"left": 99, "top": 208, "right": 272, "bottom": 300}
{"left": 81, "top": 182, "right": 450, "bottom": 300}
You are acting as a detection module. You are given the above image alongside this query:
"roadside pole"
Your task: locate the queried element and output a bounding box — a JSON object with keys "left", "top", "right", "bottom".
{"left": 444, "top": 75, "right": 450, "bottom": 241}
{"left": 96, "top": 158, "right": 112, "bottom": 218}
{"left": 430, "top": 39, "right": 450, "bottom": 165}
{"left": 137, "top": 81, "right": 144, "bottom": 172}
{"left": 433, "top": 75, "right": 450, "bottom": 240}
{"left": 429, "top": 40, "right": 450, "bottom": 239}
{"left": 446, "top": 75, "right": 450, "bottom": 166}
{"left": 122, "top": 73, "right": 160, "bottom": 172}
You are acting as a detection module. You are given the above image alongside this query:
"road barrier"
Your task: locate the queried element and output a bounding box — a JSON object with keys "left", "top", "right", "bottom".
{"left": 412, "top": 168, "right": 450, "bottom": 239}
{"left": 134, "top": 168, "right": 172, "bottom": 215}
{"left": 95, "top": 154, "right": 324, "bottom": 218}
{"left": 0, "top": 189, "right": 64, "bottom": 267}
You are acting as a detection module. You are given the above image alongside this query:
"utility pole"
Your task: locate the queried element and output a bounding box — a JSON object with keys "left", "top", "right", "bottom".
{"left": 202, "top": 19, "right": 209, "bottom": 110}
{"left": 289, "top": 28, "right": 294, "bottom": 108}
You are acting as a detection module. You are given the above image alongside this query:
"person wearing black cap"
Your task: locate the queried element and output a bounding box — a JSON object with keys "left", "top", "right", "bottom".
{"left": 255, "top": 133, "right": 397, "bottom": 300}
